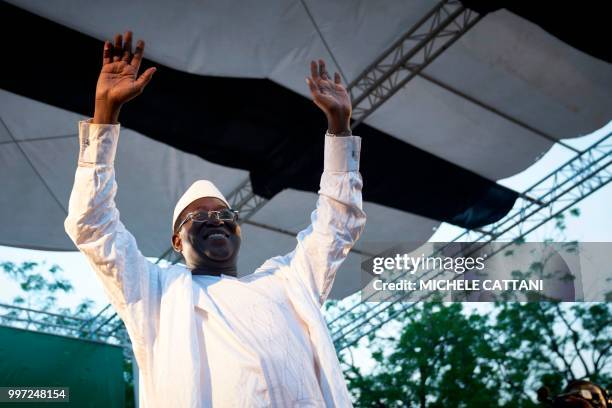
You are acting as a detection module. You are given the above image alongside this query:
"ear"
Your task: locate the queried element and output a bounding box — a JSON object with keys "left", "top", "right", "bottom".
{"left": 171, "top": 232, "right": 182, "bottom": 252}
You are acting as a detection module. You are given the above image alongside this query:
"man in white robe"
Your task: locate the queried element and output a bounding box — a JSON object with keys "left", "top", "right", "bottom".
{"left": 65, "top": 31, "right": 365, "bottom": 407}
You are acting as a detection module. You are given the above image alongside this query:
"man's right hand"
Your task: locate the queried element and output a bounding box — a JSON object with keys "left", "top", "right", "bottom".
{"left": 93, "top": 31, "right": 156, "bottom": 124}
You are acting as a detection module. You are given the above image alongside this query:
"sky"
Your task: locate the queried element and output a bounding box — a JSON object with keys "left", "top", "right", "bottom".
{"left": 0, "top": 121, "right": 610, "bottom": 323}
{"left": 429, "top": 120, "right": 612, "bottom": 243}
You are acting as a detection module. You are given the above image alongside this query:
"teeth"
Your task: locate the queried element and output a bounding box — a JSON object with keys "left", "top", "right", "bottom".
{"left": 208, "top": 233, "right": 225, "bottom": 239}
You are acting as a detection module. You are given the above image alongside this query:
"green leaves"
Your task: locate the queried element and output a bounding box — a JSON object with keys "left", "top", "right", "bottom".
{"left": 336, "top": 302, "right": 611, "bottom": 407}
{"left": 2, "top": 261, "right": 74, "bottom": 295}
{"left": 0, "top": 260, "right": 88, "bottom": 327}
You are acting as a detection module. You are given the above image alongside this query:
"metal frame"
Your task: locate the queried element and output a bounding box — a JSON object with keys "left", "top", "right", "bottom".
{"left": 0, "top": 302, "right": 135, "bottom": 401}
{"left": 347, "top": 0, "right": 482, "bottom": 127}
{"left": 48, "top": 0, "right": 608, "bottom": 363}
{"left": 186, "top": 0, "right": 485, "bottom": 235}
{"left": 329, "top": 131, "right": 612, "bottom": 351}
{"left": 226, "top": 178, "right": 269, "bottom": 222}
{"left": 0, "top": 302, "right": 129, "bottom": 350}
{"left": 154, "top": 178, "right": 270, "bottom": 266}
{"left": 0, "top": 0, "right": 484, "bottom": 354}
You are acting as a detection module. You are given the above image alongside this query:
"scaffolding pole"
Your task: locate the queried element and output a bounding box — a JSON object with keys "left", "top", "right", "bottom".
{"left": 0, "top": 303, "right": 129, "bottom": 348}
{"left": 329, "top": 132, "right": 612, "bottom": 351}
{"left": 348, "top": 0, "right": 482, "bottom": 127}
{"left": 207, "top": 0, "right": 483, "bottom": 230}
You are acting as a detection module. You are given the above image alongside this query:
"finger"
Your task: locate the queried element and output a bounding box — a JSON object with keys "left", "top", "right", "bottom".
{"left": 318, "top": 59, "right": 328, "bottom": 80}
{"left": 113, "top": 34, "right": 123, "bottom": 62}
{"left": 334, "top": 72, "right": 341, "bottom": 85}
{"left": 135, "top": 67, "right": 157, "bottom": 91}
{"left": 122, "top": 31, "right": 133, "bottom": 62}
{"left": 131, "top": 39, "right": 145, "bottom": 70}
{"left": 102, "top": 41, "right": 112, "bottom": 65}
{"left": 310, "top": 60, "right": 319, "bottom": 81}
{"left": 305, "top": 77, "right": 319, "bottom": 95}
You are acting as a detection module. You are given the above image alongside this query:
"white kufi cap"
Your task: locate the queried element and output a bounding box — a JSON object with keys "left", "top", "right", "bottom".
{"left": 172, "top": 180, "right": 230, "bottom": 231}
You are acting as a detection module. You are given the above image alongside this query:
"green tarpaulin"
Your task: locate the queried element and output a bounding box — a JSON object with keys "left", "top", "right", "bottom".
{"left": 0, "top": 326, "right": 125, "bottom": 407}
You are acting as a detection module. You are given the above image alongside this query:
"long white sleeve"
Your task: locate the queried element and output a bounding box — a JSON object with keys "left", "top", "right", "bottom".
{"left": 64, "top": 120, "right": 161, "bottom": 370}
{"left": 281, "top": 135, "right": 366, "bottom": 306}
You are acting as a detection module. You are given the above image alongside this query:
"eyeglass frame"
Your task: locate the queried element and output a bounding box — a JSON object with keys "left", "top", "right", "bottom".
{"left": 174, "top": 209, "right": 240, "bottom": 233}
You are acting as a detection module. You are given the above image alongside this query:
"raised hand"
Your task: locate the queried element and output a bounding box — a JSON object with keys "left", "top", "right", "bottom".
{"left": 93, "top": 31, "right": 156, "bottom": 124}
{"left": 306, "top": 59, "right": 352, "bottom": 135}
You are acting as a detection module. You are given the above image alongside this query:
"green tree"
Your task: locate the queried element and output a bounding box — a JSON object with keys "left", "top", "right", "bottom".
{"left": 493, "top": 302, "right": 611, "bottom": 396}
{"left": 0, "top": 261, "right": 94, "bottom": 330}
{"left": 343, "top": 303, "right": 509, "bottom": 407}
{"left": 341, "top": 302, "right": 611, "bottom": 407}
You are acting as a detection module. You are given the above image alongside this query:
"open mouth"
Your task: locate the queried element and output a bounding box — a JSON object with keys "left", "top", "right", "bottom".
{"left": 202, "top": 230, "right": 230, "bottom": 240}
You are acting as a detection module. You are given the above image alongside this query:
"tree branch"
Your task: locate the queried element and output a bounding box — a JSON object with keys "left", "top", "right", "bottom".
{"left": 554, "top": 304, "right": 591, "bottom": 377}
{"left": 594, "top": 342, "right": 612, "bottom": 372}
{"left": 539, "top": 304, "right": 575, "bottom": 380}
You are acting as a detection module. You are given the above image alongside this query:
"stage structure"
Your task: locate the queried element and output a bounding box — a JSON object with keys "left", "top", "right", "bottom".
{"left": 37, "top": 0, "right": 608, "bottom": 351}
{"left": 329, "top": 130, "right": 612, "bottom": 351}
{"left": 54, "top": 129, "right": 612, "bottom": 388}
{"left": 0, "top": 0, "right": 610, "bottom": 335}
{"left": 156, "top": 0, "right": 486, "bottom": 263}
{"left": 0, "top": 302, "right": 132, "bottom": 406}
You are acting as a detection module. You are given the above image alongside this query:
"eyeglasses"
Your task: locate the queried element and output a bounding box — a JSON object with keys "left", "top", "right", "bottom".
{"left": 175, "top": 209, "right": 239, "bottom": 232}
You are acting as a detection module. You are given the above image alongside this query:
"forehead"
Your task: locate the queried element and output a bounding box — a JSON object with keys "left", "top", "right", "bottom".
{"left": 183, "top": 197, "right": 228, "bottom": 214}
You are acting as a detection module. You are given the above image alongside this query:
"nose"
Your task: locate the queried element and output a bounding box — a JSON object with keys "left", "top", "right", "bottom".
{"left": 206, "top": 217, "right": 223, "bottom": 227}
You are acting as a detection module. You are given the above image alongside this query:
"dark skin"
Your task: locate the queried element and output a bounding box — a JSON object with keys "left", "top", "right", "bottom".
{"left": 171, "top": 197, "right": 242, "bottom": 276}
{"left": 93, "top": 31, "right": 156, "bottom": 124}
{"left": 93, "top": 31, "right": 353, "bottom": 276}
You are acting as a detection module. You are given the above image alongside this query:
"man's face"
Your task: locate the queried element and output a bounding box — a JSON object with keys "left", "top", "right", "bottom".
{"left": 171, "top": 197, "right": 241, "bottom": 275}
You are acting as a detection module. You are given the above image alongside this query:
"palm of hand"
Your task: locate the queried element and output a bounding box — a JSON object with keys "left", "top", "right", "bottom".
{"left": 306, "top": 60, "right": 352, "bottom": 132}
{"left": 97, "top": 62, "right": 140, "bottom": 105}
{"left": 311, "top": 75, "right": 351, "bottom": 116}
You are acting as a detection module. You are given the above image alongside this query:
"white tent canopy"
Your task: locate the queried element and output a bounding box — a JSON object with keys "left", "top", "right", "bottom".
{"left": 1, "top": 0, "right": 610, "bottom": 299}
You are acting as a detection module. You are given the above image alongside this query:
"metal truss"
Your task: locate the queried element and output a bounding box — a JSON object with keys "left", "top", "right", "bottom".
{"left": 0, "top": 302, "right": 130, "bottom": 353}
{"left": 154, "top": 178, "right": 270, "bottom": 265}
{"left": 71, "top": 179, "right": 273, "bottom": 356}
{"left": 101, "top": 0, "right": 488, "bottom": 349}
{"left": 1, "top": 302, "right": 135, "bottom": 401}
{"left": 208, "top": 0, "right": 483, "bottom": 227}
{"left": 347, "top": 0, "right": 482, "bottom": 127}
{"left": 226, "top": 178, "right": 269, "bottom": 222}
{"left": 0, "top": 5, "right": 488, "bottom": 393}
{"left": 329, "top": 131, "right": 612, "bottom": 352}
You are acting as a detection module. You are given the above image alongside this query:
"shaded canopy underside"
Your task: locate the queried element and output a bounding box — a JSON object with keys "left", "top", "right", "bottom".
{"left": 1, "top": 0, "right": 610, "bottom": 299}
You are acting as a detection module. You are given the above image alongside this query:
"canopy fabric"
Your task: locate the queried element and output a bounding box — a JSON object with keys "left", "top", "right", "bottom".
{"left": 461, "top": 0, "right": 611, "bottom": 63}
{"left": 0, "top": 1, "right": 517, "bottom": 230}
{"left": 1, "top": 0, "right": 610, "bottom": 299}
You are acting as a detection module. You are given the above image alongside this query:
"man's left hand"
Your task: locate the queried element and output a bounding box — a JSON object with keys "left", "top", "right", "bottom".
{"left": 306, "top": 60, "right": 352, "bottom": 135}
